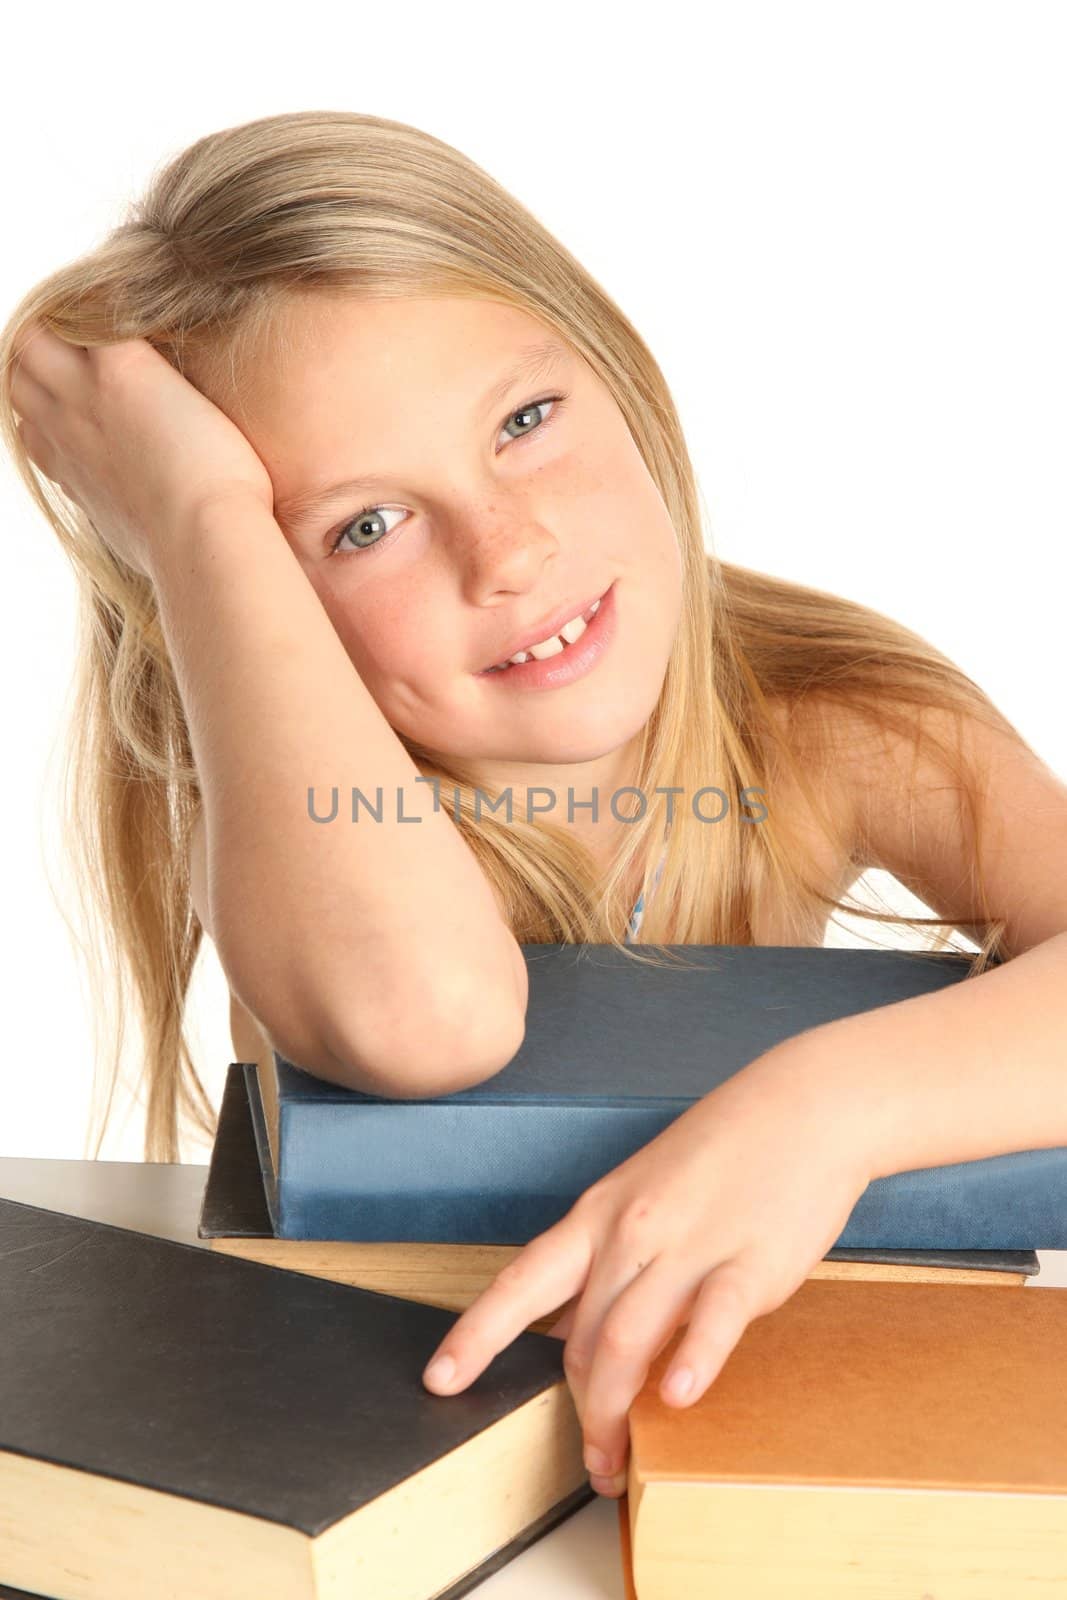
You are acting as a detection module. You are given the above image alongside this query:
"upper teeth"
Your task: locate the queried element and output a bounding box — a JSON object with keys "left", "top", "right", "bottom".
{"left": 492, "top": 596, "right": 602, "bottom": 671}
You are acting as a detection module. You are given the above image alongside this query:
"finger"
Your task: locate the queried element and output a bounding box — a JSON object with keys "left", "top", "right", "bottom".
{"left": 561, "top": 1188, "right": 689, "bottom": 1427}
{"left": 656, "top": 1257, "right": 758, "bottom": 1407}
{"left": 574, "top": 1255, "right": 704, "bottom": 1492}
{"left": 545, "top": 1294, "right": 579, "bottom": 1340}
{"left": 10, "top": 365, "right": 51, "bottom": 430}
{"left": 15, "top": 418, "right": 60, "bottom": 486}
{"left": 7, "top": 318, "right": 45, "bottom": 377}
{"left": 422, "top": 1216, "right": 594, "bottom": 1394}
{"left": 8, "top": 319, "right": 88, "bottom": 393}
{"left": 561, "top": 1248, "right": 655, "bottom": 1428}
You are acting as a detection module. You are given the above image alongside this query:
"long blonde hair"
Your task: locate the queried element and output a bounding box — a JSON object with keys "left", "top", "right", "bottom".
{"left": 0, "top": 110, "right": 1021, "bottom": 1162}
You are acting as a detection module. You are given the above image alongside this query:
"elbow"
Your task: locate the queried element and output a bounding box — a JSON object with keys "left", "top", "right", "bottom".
{"left": 376, "top": 1012, "right": 526, "bottom": 1100}
{"left": 443, "top": 982, "right": 528, "bottom": 1091}
{"left": 305, "top": 973, "right": 527, "bottom": 1101}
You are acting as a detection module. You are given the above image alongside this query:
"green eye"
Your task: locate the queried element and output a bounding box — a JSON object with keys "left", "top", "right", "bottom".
{"left": 327, "top": 390, "right": 568, "bottom": 557}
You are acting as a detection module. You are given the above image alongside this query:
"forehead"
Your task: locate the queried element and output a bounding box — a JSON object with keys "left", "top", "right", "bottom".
{"left": 245, "top": 293, "right": 567, "bottom": 404}
{"left": 228, "top": 293, "right": 577, "bottom": 517}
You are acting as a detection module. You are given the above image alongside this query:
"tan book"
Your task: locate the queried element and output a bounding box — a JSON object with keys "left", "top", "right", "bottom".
{"left": 615, "top": 1275, "right": 1066, "bottom": 1598}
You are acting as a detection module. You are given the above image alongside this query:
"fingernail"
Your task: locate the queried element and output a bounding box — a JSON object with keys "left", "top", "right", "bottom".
{"left": 424, "top": 1354, "right": 456, "bottom": 1388}
{"left": 663, "top": 1365, "right": 694, "bottom": 1401}
{"left": 585, "top": 1447, "right": 612, "bottom": 1475}
{"left": 590, "top": 1470, "right": 628, "bottom": 1497}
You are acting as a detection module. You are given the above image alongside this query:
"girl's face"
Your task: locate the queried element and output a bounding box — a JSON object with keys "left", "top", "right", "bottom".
{"left": 237, "top": 293, "right": 683, "bottom": 803}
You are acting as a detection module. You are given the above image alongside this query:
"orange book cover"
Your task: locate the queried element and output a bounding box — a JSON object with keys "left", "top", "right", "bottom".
{"left": 616, "top": 1276, "right": 1065, "bottom": 1597}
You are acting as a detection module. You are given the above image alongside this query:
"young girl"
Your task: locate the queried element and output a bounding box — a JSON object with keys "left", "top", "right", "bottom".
{"left": 4, "top": 110, "right": 1066, "bottom": 1501}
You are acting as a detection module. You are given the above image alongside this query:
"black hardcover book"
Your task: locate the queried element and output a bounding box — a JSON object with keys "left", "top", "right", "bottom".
{"left": 0, "top": 1193, "right": 591, "bottom": 1600}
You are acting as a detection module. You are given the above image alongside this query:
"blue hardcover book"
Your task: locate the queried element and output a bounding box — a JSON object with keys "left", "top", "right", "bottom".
{"left": 241, "top": 944, "right": 1067, "bottom": 1248}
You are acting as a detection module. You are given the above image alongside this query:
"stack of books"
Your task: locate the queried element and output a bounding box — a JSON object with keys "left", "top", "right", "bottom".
{"left": 3, "top": 945, "right": 1064, "bottom": 1597}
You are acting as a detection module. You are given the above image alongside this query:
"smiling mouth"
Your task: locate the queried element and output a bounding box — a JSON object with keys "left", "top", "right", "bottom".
{"left": 473, "top": 580, "right": 618, "bottom": 691}
{"left": 480, "top": 591, "right": 608, "bottom": 674}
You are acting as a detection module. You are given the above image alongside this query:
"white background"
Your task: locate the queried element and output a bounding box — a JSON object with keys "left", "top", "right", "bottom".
{"left": 2, "top": 10, "right": 1064, "bottom": 1594}
{"left": 2, "top": 1, "right": 1064, "bottom": 1176}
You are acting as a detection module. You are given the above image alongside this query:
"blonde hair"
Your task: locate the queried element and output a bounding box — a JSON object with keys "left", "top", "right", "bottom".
{"left": 0, "top": 110, "right": 1023, "bottom": 1162}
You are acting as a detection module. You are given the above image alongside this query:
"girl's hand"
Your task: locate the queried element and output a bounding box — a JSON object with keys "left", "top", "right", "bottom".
{"left": 8, "top": 320, "right": 275, "bottom": 579}
{"left": 421, "top": 1043, "right": 873, "bottom": 1497}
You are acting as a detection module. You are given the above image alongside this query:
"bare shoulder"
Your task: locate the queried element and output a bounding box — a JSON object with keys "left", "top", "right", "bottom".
{"left": 763, "top": 692, "right": 873, "bottom": 845}
{"left": 751, "top": 695, "right": 866, "bottom": 943}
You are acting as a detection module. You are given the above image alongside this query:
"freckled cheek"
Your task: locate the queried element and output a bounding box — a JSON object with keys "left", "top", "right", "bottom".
{"left": 569, "top": 443, "right": 663, "bottom": 548}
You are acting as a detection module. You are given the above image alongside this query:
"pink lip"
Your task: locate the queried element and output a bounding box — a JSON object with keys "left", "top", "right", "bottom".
{"left": 479, "top": 586, "right": 610, "bottom": 674}
{"left": 474, "top": 581, "right": 618, "bottom": 691}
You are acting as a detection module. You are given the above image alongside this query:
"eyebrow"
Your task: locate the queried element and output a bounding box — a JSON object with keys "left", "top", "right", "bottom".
{"left": 274, "top": 337, "right": 572, "bottom": 534}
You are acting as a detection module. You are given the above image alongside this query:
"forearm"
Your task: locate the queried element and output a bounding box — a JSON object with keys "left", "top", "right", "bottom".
{"left": 149, "top": 496, "right": 526, "bottom": 1093}
{"left": 769, "top": 932, "right": 1067, "bottom": 1182}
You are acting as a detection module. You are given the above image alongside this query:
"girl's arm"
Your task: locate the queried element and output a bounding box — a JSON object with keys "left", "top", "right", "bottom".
{"left": 418, "top": 696, "right": 1067, "bottom": 1495}
{"left": 154, "top": 494, "right": 528, "bottom": 1100}
{"left": 790, "top": 695, "right": 1067, "bottom": 1177}
{"left": 780, "top": 926, "right": 1067, "bottom": 1181}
